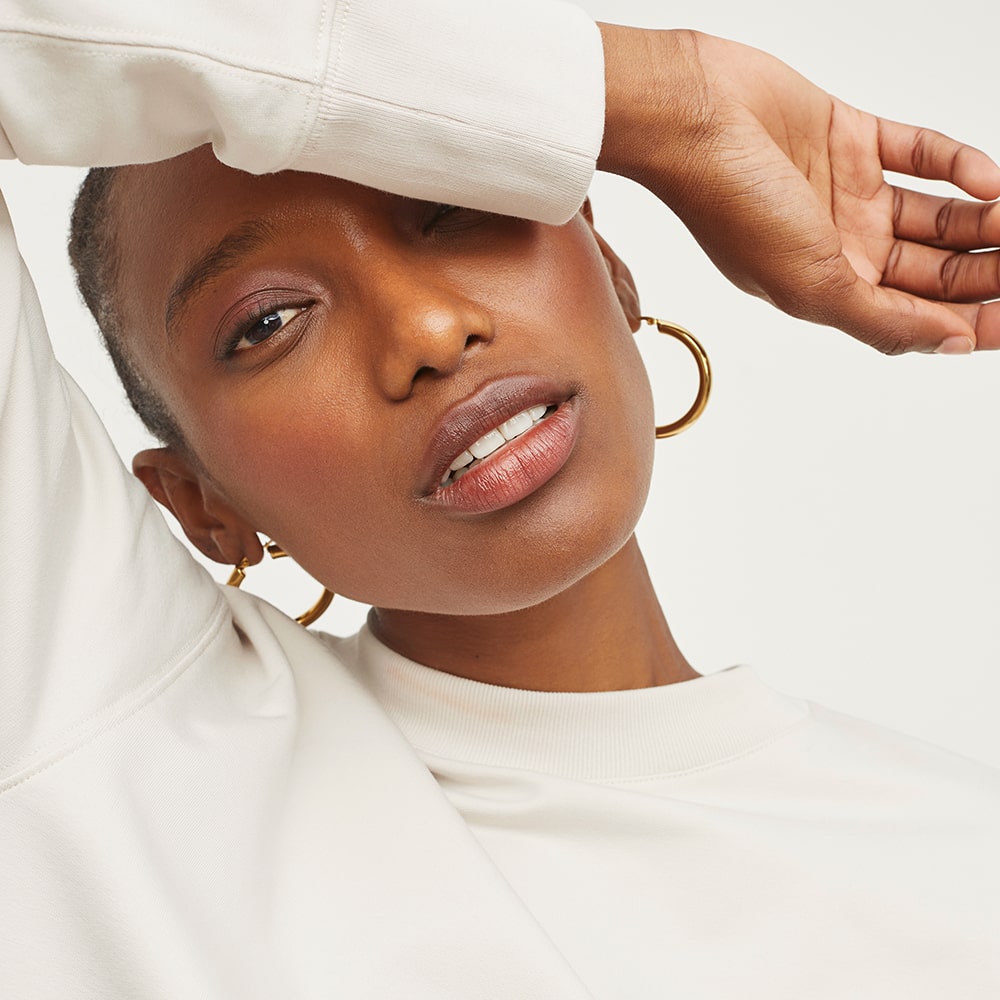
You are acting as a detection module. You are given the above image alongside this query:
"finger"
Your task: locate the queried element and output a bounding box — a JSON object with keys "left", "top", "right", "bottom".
{"left": 893, "top": 187, "right": 1000, "bottom": 251}
{"left": 773, "top": 251, "right": 975, "bottom": 354}
{"left": 824, "top": 283, "right": 1000, "bottom": 353}
{"left": 882, "top": 241, "right": 1000, "bottom": 303}
{"left": 842, "top": 290, "right": 969, "bottom": 355}
{"left": 836, "top": 284, "right": 973, "bottom": 354}
{"left": 965, "top": 300, "right": 1000, "bottom": 351}
{"left": 922, "top": 299, "right": 1000, "bottom": 351}
{"left": 877, "top": 118, "right": 1000, "bottom": 201}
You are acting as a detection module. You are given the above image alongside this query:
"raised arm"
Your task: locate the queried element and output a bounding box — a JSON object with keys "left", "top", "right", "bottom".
{"left": 598, "top": 25, "right": 1000, "bottom": 355}
{"left": 0, "top": 0, "right": 604, "bottom": 772}
{"left": 7, "top": 5, "right": 995, "bottom": 358}
{"left": 0, "top": 0, "right": 602, "bottom": 218}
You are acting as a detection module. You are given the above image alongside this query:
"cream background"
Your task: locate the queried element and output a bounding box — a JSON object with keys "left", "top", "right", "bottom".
{"left": 2, "top": 0, "right": 997, "bottom": 763}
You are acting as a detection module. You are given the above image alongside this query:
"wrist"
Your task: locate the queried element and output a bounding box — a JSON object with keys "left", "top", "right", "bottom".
{"left": 596, "top": 25, "right": 716, "bottom": 192}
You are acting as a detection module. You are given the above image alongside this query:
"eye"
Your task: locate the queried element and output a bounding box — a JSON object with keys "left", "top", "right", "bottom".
{"left": 424, "top": 202, "right": 491, "bottom": 233}
{"left": 228, "top": 304, "right": 307, "bottom": 354}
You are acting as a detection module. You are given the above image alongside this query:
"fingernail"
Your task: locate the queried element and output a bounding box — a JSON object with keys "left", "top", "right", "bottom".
{"left": 935, "top": 336, "right": 975, "bottom": 355}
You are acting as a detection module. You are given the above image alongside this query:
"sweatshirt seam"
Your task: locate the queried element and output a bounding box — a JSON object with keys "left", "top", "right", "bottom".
{"left": 311, "top": 0, "right": 597, "bottom": 164}
{"left": 316, "top": 86, "right": 598, "bottom": 162}
{"left": 0, "top": 593, "right": 230, "bottom": 794}
{"left": 3, "top": 26, "right": 595, "bottom": 174}
{"left": 604, "top": 713, "right": 814, "bottom": 785}
{"left": 280, "top": 0, "right": 339, "bottom": 173}
{"left": 0, "top": 24, "right": 317, "bottom": 84}
{"left": 414, "top": 712, "right": 814, "bottom": 785}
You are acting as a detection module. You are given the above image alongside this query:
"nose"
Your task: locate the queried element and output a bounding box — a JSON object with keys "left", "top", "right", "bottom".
{"left": 369, "top": 268, "right": 495, "bottom": 401}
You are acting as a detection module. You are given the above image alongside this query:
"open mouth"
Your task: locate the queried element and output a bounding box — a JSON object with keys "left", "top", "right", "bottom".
{"left": 439, "top": 404, "right": 556, "bottom": 488}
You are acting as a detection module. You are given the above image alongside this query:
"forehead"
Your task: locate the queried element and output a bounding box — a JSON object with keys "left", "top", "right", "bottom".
{"left": 113, "top": 148, "right": 388, "bottom": 333}
{"left": 117, "top": 146, "right": 386, "bottom": 234}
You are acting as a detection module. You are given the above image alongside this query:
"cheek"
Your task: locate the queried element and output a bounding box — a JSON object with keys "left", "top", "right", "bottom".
{"left": 185, "top": 394, "right": 454, "bottom": 609}
{"left": 193, "top": 398, "right": 390, "bottom": 549}
{"left": 579, "top": 332, "right": 656, "bottom": 544}
{"left": 164, "top": 228, "right": 658, "bottom": 614}
{"left": 191, "top": 380, "right": 656, "bottom": 618}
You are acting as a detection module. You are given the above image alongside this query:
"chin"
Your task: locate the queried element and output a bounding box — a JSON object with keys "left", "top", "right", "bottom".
{"left": 401, "top": 497, "right": 643, "bottom": 618}
{"left": 336, "top": 418, "right": 654, "bottom": 617}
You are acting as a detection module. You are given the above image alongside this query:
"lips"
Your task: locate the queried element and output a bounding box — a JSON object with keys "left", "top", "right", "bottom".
{"left": 440, "top": 402, "right": 551, "bottom": 487}
{"left": 420, "top": 375, "right": 579, "bottom": 514}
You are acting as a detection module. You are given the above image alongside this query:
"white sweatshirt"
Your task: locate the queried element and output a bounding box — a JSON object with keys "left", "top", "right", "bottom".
{"left": 1, "top": 2, "right": 999, "bottom": 998}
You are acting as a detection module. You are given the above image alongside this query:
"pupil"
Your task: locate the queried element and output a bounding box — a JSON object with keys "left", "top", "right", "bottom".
{"left": 250, "top": 312, "right": 281, "bottom": 343}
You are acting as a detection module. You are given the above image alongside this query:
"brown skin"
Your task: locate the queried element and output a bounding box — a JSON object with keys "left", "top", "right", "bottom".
{"left": 114, "top": 30, "right": 1000, "bottom": 692}
{"left": 598, "top": 27, "right": 1000, "bottom": 354}
{"left": 122, "top": 148, "right": 697, "bottom": 692}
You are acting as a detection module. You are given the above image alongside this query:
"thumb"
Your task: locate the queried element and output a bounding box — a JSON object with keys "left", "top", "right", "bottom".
{"left": 785, "top": 254, "right": 977, "bottom": 355}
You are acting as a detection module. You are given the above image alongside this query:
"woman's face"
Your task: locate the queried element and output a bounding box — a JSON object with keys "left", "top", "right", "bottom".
{"left": 115, "top": 148, "right": 655, "bottom": 615}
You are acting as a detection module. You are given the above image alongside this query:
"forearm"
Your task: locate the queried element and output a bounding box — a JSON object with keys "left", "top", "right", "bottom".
{"left": 0, "top": 0, "right": 603, "bottom": 222}
{"left": 597, "top": 25, "right": 706, "bottom": 188}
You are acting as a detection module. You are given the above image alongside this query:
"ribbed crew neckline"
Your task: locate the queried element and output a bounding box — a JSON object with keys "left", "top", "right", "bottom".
{"left": 350, "top": 628, "right": 809, "bottom": 782}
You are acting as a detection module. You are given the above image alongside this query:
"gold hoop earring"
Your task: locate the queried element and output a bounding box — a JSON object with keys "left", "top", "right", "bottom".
{"left": 640, "top": 316, "right": 712, "bottom": 438}
{"left": 226, "top": 540, "right": 335, "bottom": 628}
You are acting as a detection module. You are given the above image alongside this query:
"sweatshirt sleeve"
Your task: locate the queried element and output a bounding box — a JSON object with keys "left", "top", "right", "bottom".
{"left": 0, "top": 0, "right": 605, "bottom": 224}
{"left": 0, "top": 0, "right": 603, "bottom": 775}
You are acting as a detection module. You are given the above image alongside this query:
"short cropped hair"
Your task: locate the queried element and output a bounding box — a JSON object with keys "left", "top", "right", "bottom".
{"left": 68, "top": 167, "right": 187, "bottom": 452}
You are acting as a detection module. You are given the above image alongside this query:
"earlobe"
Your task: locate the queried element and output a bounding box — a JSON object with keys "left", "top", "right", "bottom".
{"left": 132, "top": 448, "right": 263, "bottom": 567}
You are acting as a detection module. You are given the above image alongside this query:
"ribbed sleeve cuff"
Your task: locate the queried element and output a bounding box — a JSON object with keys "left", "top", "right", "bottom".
{"left": 294, "top": 0, "right": 604, "bottom": 224}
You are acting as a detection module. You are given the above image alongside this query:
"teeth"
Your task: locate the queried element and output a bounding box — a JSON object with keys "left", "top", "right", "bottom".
{"left": 469, "top": 428, "right": 506, "bottom": 459}
{"left": 498, "top": 410, "right": 532, "bottom": 441}
{"left": 440, "top": 404, "right": 552, "bottom": 488}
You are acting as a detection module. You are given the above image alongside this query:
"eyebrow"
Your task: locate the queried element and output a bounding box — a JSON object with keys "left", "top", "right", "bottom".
{"left": 164, "top": 217, "right": 280, "bottom": 336}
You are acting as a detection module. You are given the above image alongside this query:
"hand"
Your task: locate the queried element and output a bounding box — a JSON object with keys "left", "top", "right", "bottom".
{"left": 597, "top": 25, "right": 1000, "bottom": 354}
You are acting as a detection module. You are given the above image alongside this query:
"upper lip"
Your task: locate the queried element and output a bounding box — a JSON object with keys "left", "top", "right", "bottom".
{"left": 419, "top": 374, "right": 573, "bottom": 495}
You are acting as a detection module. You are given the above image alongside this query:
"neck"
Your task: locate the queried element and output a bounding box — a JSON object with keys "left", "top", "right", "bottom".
{"left": 369, "top": 536, "right": 697, "bottom": 692}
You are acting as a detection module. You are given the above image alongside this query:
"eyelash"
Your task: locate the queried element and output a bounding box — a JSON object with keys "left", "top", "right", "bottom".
{"left": 214, "top": 204, "right": 490, "bottom": 359}
{"left": 424, "top": 203, "right": 490, "bottom": 233}
{"left": 219, "top": 299, "right": 310, "bottom": 359}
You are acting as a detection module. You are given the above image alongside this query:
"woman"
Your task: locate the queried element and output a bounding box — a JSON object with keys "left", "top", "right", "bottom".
{"left": 2, "top": 1, "right": 999, "bottom": 997}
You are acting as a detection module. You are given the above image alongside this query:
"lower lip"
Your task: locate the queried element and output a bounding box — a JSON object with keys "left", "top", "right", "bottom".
{"left": 426, "top": 398, "right": 579, "bottom": 514}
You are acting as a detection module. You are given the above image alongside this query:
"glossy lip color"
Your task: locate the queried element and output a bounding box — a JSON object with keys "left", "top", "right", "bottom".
{"left": 420, "top": 375, "right": 579, "bottom": 515}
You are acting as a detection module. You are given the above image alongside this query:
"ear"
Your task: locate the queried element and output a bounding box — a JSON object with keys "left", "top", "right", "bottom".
{"left": 580, "top": 198, "right": 642, "bottom": 332}
{"left": 132, "top": 448, "right": 264, "bottom": 567}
